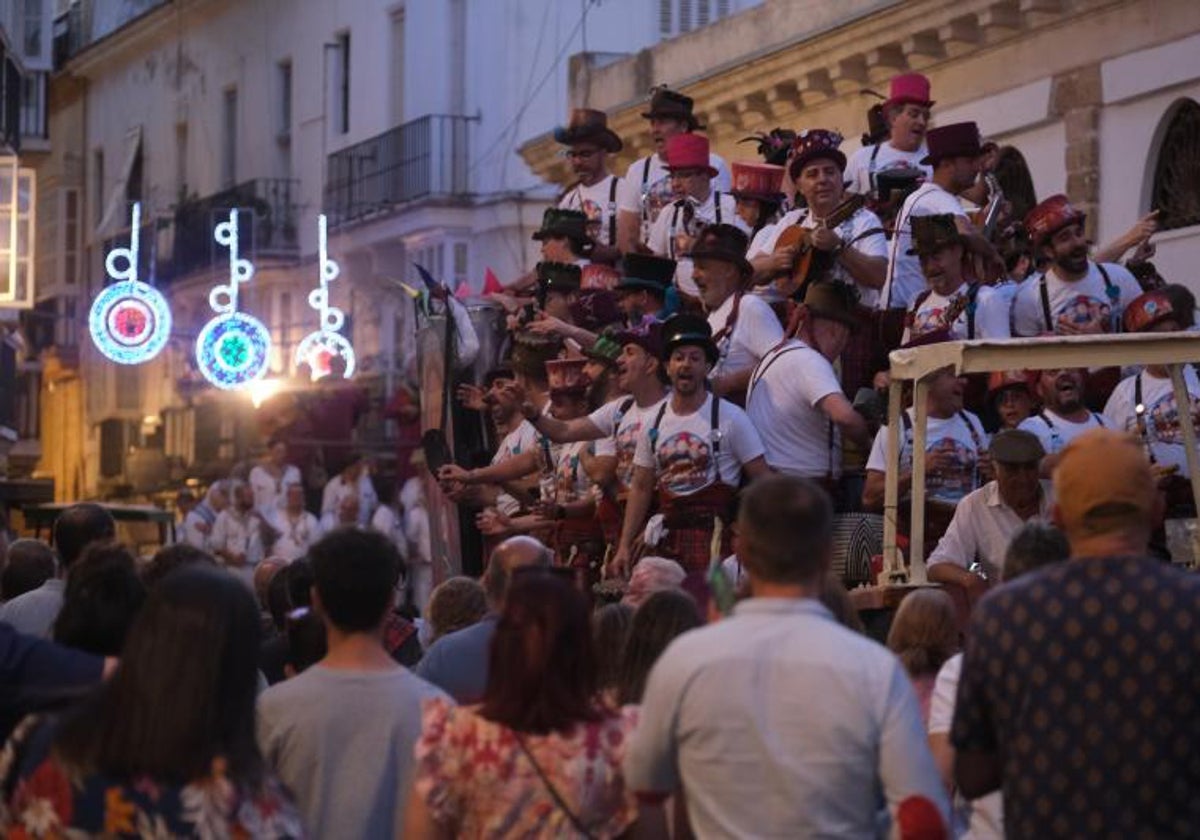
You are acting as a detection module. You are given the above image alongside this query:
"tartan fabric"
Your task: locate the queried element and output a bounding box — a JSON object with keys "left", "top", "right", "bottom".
{"left": 838, "top": 319, "right": 877, "bottom": 398}
{"left": 661, "top": 523, "right": 733, "bottom": 574}
{"left": 656, "top": 483, "right": 736, "bottom": 573}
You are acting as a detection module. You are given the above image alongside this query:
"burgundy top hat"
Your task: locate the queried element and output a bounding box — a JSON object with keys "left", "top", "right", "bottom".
{"left": 884, "top": 73, "right": 935, "bottom": 110}
{"left": 664, "top": 134, "right": 718, "bottom": 177}
{"left": 920, "top": 121, "right": 983, "bottom": 165}
{"left": 729, "top": 161, "right": 785, "bottom": 202}
{"left": 788, "top": 129, "right": 846, "bottom": 179}
{"left": 554, "top": 108, "right": 623, "bottom": 153}
{"left": 1024, "top": 194, "right": 1087, "bottom": 248}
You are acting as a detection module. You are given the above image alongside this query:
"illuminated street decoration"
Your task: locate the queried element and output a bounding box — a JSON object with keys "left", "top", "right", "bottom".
{"left": 196, "top": 209, "right": 271, "bottom": 389}
{"left": 88, "top": 203, "right": 172, "bottom": 365}
{"left": 295, "top": 214, "right": 356, "bottom": 380}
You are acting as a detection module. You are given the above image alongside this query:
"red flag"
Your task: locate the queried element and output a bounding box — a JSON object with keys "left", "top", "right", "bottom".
{"left": 483, "top": 267, "right": 504, "bottom": 295}
{"left": 453, "top": 280, "right": 472, "bottom": 300}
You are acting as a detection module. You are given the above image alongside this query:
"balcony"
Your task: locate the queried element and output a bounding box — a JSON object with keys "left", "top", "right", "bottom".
{"left": 103, "top": 178, "right": 300, "bottom": 289}
{"left": 324, "top": 114, "right": 472, "bottom": 228}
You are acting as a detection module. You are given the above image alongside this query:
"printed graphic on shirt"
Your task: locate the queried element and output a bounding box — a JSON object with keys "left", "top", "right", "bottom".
{"left": 580, "top": 197, "right": 606, "bottom": 242}
{"left": 615, "top": 420, "right": 645, "bottom": 488}
{"left": 911, "top": 301, "right": 962, "bottom": 339}
{"left": 1055, "top": 294, "right": 1112, "bottom": 332}
{"left": 554, "top": 442, "right": 593, "bottom": 502}
{"left": 902, "top": 437, "right": 978, "bottom": 502}
{"left": 643, "top": 176, "right": 674, "bottom": 228}
{"left": 657, "top": 431, "right": 713, "bottom": 495}
{"left": 1143, "top": 392, "right": 1200, "bottom": 445}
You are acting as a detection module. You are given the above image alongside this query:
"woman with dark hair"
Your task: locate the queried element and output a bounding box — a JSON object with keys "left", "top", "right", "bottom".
{"left": 592, "top": 602, "right": 634, "bottom": 697}
{"left": 406, "top": 569, "right": 650, "bottom": 838}
{"left": 615, "top": 590, "right": 700, "bottom": 705}
{"left": 52, "top": 542, "right": 146, "bottom": 657}
{"left": 0, "top": 566, "right": 302, "bottom": 837}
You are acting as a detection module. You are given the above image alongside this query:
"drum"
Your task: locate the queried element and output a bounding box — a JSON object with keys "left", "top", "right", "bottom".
{"left": 831, "top": 513, "right": 883, "bottom": 586}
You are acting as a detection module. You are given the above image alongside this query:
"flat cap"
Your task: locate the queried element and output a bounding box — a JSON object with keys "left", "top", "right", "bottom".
{"left": 989, "top": 429, "right": 1045, "bottom": 464}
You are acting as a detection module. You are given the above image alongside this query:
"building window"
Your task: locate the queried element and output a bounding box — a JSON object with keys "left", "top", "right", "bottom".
{"left": 659, "top": 0, "right": 738, "bottom": 37}
{"left": 222, "top": 87, "right": 238, "bottom": 188}
{"left": 390, "top": 10, "right": 405, "bottom": 124}
{"left": 126, "top": 138, "right": 143, "bottom": 204}
{"left": 175, "top": 122, "right": 188, "bottom": 198}
{"left": 23, "top": 0, "right": 41, "bottom": 58}
{"left": 62, "top": 187, "right": 79, "bottom": 285}
{"left": 1150, "top": 98, "right": 1200, "bottom": 232}
{"left": 993, "top": 145, "right": 1038, "bottom": 228}
{"left": 333, "top": 32, "right": 351, "bottom": 135}
{"left": 277, "top": 60, "right": 292, "bottom": 140}
{"left": 93, "top": 148, "right": 105, "bottom": 226}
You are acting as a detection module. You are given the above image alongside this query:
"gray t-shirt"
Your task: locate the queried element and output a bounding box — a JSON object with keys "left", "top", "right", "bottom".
{"left": 257, "top": 664, "right": 449, "bottom": 839}
{"left": 0, "top": 579, "right": 65, "bottom": 638}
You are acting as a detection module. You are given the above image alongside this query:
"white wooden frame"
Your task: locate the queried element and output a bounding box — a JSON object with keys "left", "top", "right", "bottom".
{"left": 882, "top": 333, "right": 1200, "bottom": 581}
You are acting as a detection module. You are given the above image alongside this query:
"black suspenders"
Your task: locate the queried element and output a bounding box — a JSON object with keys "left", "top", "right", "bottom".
{"left": 1039, "top": 264, "right": 1119, "bottom": 332}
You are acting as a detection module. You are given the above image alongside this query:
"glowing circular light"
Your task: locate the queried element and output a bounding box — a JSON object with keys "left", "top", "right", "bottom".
{"left": 196, "top": 312, "right": 271, "bottom": 389}
{"left": 88, "top": 281, "right": 172, "bottom": 365}
{"left": 295, "top": 329, "right": 357, "bottom": 380}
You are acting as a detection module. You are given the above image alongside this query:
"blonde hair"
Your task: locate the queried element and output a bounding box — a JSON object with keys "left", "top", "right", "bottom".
{"left": 886, "top": 589, "right": 959, "bottom": 678}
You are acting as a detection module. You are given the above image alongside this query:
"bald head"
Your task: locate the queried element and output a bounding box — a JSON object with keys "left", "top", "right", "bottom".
{"left": 483, "top": 535, "right": 552, "bottom": 606}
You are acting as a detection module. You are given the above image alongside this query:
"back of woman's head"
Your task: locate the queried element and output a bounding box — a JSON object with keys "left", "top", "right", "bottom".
{"left": 56, "top": 565, "right": 264, "bottom": 787}
{"left": 53, "top": 542, "right": 146, "bottom": 656}
{"left": 592, "top": 602, "right": 634, "bottom": 693}
{"left": 480, "top": 569, "right": 602, "bottom": 734}
{"left": 886, "top": 589, "right": 959, "bottom": 678}
{"left": 141, "top": 543, "right": 216, "bottom": 591}
{"left": 616, "top": 589, "right": 701, "bottom": 705}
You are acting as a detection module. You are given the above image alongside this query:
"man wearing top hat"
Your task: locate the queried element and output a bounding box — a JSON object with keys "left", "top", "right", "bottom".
{"left": 1010, "top": 194, "right": 1142, "bottom": 338}
{"left": 532, "top": 208, "right": 594, "bottom": 270}
{"left": 745, "top": 282, "right": 871, "bottom": 506}
{"left": 881, "top": 121, "right": 1003, "bottom": 314}
{"left": 619, "top": 85, "right": 732, "bottom": 244}
{"left": 927, "top": 429, "right": 1051, "bottom": 599}
{"left": 555, "top": 108, "right": 638, "bottom": 262}
{"left": 902, "top": 214, "right": 1011, "bottom": 344}
{"left": 532, "top": 261, "right": 582, "bottom": 325}
{"left": 845, "top": 73, "right": 935, "bottom": 198}
{"left": 645, "top": 133, "right": 744, "bottom": 298}
{"left": 729, "top": 159, "right": 785, "bottom": 240}
{"left": 613, "top": 314, "right": 769, "bottom": 605}
{"left": 686, "top": 224, "right": 782, "bottom": 402}
{"left": 748, "top": 129, "right": 888, "bottom": 307}
{"left": 615, "top": 253, "right": 675, "bottom": 326}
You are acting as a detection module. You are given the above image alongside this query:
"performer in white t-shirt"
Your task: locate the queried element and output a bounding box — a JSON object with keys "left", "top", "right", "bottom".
{"left": 746, "top": 282, "right": 871, "bottom": 506}
{"left": 619, "top": 86, "right": 731, "bottom": 245}
{"left": 614, "top": 314, "right": 769, "bottom": 607}
{"left": 881, "top": 122, "right": 1003, "bottom": 313}
{"left": 844, "top": 73, "right": 934, "bottom": 198}
{"left": 1017, "top": 368, "right": 1106, "bottom": 476}
{"left": 248, "top": 440, "right": 302, "bottom": 515}
{"left": 554, "top": 108, "right": 638, "bottom": 261}
{"left": 268, "top": 483, "right": 323, "bottom": 563}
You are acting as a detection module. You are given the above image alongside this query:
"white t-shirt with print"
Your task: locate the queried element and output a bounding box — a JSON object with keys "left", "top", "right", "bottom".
{"left": 1104, "top": 367, "right": 1200, "bottom": 477}
{"left": 866, "top": 409, "right": 989, "bottom": 504}
{"left": 268, "top": 510, "right": 323, "bottom": 563}
{"left": 707, "top": 293, "right": 784, "bottom": 385}
{"left": 558, "top": 175, "right": 639, "bottom": 248}
{"left": 645, "top": 190, "right": 746, "bottom": 297}
{"left": 844, "top": 141, "right": 932, "bottom": 197}
{"left": 492, "top": 420, "right": 539, "bottom": 516}
{"left": 1017, "top": 409, "right": 1106, "bottom": 456}
{"left": 553, "top": 439, "right": 598, "bottom": 503}
{"left": 622, "top": 150, "right": 732, "bottom": 232}
{"left": 903, "top": 282, "right": 1012, "bottom": 343}
{"left": 746, "top": 205, "right": 889, "bottom": 308}
{"left": 632, "top": 394, "right": 765, "bottom": 495}
{"left": 746, "top": 340, "right": 844, "bottom": 478}
{"left": 1011, "top": 262, "right": 1142, "bottom": 336}
{"left": 881, "top": 182, "right": 966, "bottom": 311}
{"left": 588, "top": 394, "right": 670, "bottom": 490}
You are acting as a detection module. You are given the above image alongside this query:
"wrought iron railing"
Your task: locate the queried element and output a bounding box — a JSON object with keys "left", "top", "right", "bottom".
{"left": 102, "top": 178, "right": 300, "bottom": 288}
{"left": 324, "top": 114, "right": 472, "bottom": 227}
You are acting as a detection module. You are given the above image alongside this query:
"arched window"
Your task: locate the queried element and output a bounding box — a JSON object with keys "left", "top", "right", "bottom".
{"left": 1150, "top": 99, "right": 1200, "bottom": 231}
{"left": 993, "top": 146, "right": 1038, "bottom": 225}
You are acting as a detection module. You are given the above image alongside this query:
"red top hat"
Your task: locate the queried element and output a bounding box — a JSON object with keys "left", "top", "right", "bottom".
{"left": 729, "top": 161, "right": 785, "bottom": 202}
{"left": 884, "top": 73, "right": 935, "bottom": 110}
{"left": 546, "top": 358, "right": 591, "bottom": 395}
{"left": 664, "top": 134, "right": 718, "bottom": 177}
{"left": 581, "top": 263, "right": 620, "bottom": 291}
{"left": 1024, "top": 194, "right": 1087, "bottom": 247}
{"left": 788, "top": 129, "right": 846, "bottom": 179}
{"left": 987, "top": 369, "right": 1035, "bottom": 398}
{"left": 920, "top": 121, "right": 982, "bottom": 165}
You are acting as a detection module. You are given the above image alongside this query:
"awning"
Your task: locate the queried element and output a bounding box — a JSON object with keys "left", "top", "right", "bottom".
{"left": 95, "top": 124, "right": 142, "bottom": 237}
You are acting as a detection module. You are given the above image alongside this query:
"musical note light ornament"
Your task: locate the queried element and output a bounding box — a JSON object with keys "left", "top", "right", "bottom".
{"left": 195, "top": 209, "right": 272, "bottom": 389}
{"left": 295, "top": 214, "right": 355, "bottom": 380}
{"left": 88, "top": 202, "right": 172, "bottom": 365}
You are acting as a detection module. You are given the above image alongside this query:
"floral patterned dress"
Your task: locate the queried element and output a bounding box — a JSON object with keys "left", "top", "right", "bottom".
{"left": 0, "top": 716, "right": 304, "bottom": 839}
{"left": 414, "top": 698, "right": 638, "bottom": 839}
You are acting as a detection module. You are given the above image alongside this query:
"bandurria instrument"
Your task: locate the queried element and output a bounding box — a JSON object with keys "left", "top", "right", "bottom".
{"left": 772, "top": 193, "right": 867, "bottom": 299}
